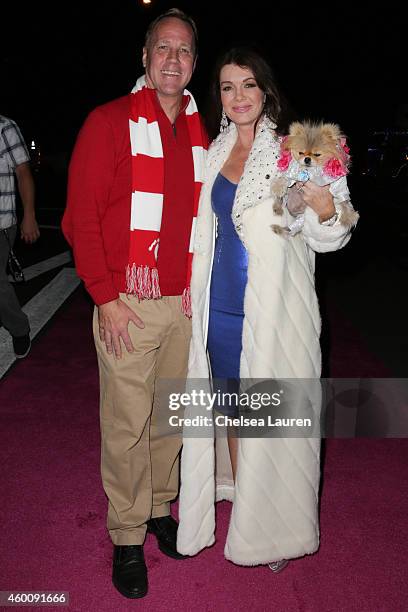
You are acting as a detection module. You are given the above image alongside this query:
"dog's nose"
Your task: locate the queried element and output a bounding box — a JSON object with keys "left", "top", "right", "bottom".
{"left": 304, "top": 157, "right": 312, "bottom": 165}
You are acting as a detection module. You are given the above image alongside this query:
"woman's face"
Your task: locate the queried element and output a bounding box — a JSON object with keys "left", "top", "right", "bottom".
{"left": 220, "top": 63, "right": 265, "bottom": 128}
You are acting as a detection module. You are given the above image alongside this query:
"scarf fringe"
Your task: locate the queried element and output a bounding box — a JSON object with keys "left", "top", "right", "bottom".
{"left": 126, "top": 264, "right": 162, "bottom": 300}
{"left": 126, "top": 265, "right": 191, "bottom": 317}
{"left": 182, "top": 286, "right": 192, "bottom": 318}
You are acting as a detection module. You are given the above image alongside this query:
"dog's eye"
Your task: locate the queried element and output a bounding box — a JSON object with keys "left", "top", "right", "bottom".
{"left": 313, "top": 153, "right": 322, "bottom": 157}
{"left": 298, "top": 151, "right": 304, "bottom": 156}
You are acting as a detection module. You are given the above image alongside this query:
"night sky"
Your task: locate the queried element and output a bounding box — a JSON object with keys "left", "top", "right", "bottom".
{"left": 2, "top": 1, "right": 405, "bottom": 161}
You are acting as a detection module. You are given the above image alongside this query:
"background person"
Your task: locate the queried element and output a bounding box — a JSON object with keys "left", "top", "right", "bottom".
{"left": 0, "top": 114, "right": 39, "bottom": 358}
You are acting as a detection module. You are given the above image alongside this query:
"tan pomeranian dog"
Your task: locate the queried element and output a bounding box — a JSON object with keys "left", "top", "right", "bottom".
{"left": 271, "top": 121, "right": 359, "bottom": 236}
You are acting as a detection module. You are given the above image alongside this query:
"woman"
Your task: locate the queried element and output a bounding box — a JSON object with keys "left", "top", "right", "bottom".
{"left": 177, "top": 48, "right": 356, "bottom": 570}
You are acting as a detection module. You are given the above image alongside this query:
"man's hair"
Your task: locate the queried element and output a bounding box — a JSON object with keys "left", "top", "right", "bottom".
{"left": 144, "top": 8, "right": 198, "bottom": 58}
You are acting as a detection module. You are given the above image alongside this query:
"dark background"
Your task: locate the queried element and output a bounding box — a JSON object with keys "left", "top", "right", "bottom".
{"left": 2, "top": 1, "right": 407, "bottom": 286}
{"left": 2, "top": 1, "right": 407, "bottom": 378}
{"left": 2, "top": 1, "right": 406, "bottom": 159}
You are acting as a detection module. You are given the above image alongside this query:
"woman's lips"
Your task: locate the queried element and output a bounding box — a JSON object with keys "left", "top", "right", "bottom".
{"left": 232, "top": 106, "right": 252, "bottom": 113}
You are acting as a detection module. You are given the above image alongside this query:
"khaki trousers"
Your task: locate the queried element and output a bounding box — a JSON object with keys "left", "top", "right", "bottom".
{"left": 93, "top": 294, "right": 191, "bottom": 545}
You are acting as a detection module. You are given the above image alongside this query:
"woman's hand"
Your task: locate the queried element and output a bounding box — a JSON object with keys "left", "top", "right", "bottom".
{"left": 295, "top": 181, "right": 336, "bottom": 222}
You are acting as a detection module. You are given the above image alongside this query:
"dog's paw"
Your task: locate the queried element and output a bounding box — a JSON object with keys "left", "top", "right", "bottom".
{"left": 271, "top": 177, "right": 288, "bottom": 198}
{"left": 271, "top": 224, "right": 289, "bottom": 237}
{"left": 339, "top": 202, "right": 360, "bottom": 227}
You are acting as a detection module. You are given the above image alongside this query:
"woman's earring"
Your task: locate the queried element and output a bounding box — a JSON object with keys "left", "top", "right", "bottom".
{"left": 220, "top": 109, "right": 229, "bottom": 133}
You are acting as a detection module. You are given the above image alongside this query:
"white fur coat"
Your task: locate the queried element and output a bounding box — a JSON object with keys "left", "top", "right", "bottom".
{"left": 177, "top": 117, "right": 354, "bottom": 565}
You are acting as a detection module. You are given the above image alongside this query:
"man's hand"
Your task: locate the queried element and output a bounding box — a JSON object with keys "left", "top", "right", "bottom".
{"left": 20, "top": 214, "right": 40, "bottom": 243}
{"left": 296, "top": 181, "right": 336, "bottom": 222}
{"left": 15, "top": 162, "right": 39, "bottom": 241}
{"left": 98, "top": 298, "right": 145, "bottom": 359}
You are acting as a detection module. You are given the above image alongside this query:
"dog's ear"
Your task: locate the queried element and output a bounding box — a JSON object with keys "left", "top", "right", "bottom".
{"left": 320, "top": 123, "right": 342, "bottom": 141}
{"left": 288, "top": 122, "right": 306, "bottom": 138}
{"left": 284, "top": 122, "right": 306, "bottom": 150}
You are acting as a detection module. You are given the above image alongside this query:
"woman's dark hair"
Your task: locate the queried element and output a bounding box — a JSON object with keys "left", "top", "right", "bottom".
{"left": 206, "top": 46, "right": 293, "bottom": 140}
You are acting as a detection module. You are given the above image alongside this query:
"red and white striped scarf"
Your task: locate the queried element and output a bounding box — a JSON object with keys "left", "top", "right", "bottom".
{"left": 126, "top": 75, "right": 207, "bottom": 317}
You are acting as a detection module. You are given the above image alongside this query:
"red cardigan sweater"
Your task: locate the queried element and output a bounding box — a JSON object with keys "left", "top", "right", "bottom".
{"left": 62, "top": 93, "right": 205, "bottom": 305}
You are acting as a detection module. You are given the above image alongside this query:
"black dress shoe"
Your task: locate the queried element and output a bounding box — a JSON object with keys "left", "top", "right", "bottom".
{"left": 146, "top": 515, "right": 187, "bottom": 560}
{"left": 12, "top": 333, "right": 31, "bottom": 358}
{"left": 112, "top": 545, "right": 148, "bottom": 599}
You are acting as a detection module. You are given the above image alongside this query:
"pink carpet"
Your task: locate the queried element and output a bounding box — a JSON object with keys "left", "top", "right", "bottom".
{"left": 0, "top": 290, "right": 407, "bottom": 611}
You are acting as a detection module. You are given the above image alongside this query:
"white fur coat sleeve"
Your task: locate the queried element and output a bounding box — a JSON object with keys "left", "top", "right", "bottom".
{"left": 302, "top": 175, "right": 356, "bottom": 252}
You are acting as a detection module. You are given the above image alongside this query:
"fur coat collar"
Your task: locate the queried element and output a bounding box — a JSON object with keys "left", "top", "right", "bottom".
{"left": 196, "top": 115, "right": 281, "bottom": 246}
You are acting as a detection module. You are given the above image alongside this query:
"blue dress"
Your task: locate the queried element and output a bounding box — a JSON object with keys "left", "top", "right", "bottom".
{"left": 207, "top": 173, "right": 248, "bottom": 392}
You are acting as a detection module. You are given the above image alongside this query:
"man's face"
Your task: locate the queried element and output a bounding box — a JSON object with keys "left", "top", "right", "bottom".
{"left": 143, "top": 17, "right": 196, "bottom": 101}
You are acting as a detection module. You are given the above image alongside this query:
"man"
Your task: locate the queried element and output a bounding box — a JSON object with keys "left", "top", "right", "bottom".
{"left": 62, "top": 9, "right": 207, "bottom": 599}
{"left": 0, "top": 115, "right": 40, "bottom": 358}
